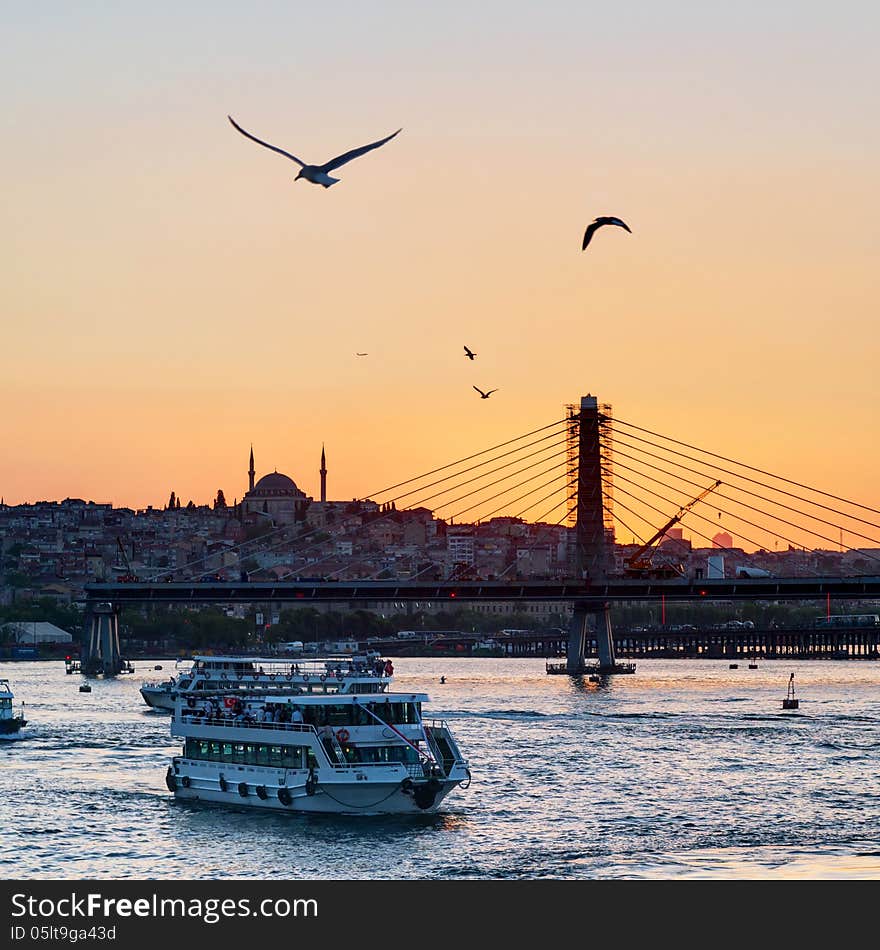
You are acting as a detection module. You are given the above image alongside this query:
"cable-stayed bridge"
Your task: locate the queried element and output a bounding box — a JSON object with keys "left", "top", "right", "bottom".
{"left": 82, "top": 394, "right": 880, "bottom": 674}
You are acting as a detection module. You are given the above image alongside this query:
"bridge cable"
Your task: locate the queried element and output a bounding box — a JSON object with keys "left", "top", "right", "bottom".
{"left": 610, "top": 420, "right": 880, "bottom": 528}
{"left": 611, "top": 446, "right": 880, "bottom": 549}
{"left": 358, "top": 417, "right": 570, "bottom": 501}
{"left": 612, "top": 453, "right": 880, "bottom": 557}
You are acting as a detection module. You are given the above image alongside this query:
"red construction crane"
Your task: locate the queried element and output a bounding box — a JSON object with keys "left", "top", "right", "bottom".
{"left": 114, "top": 536, "right": 140, "bottom": 583}
{"left": 623, "top": 480, "right": 721, "bottom": 578}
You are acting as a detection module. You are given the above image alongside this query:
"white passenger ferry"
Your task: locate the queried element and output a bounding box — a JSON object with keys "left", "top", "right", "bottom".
{"left": 165, "top": 678, "right": 471, "bottom": 814}
{"left": 141, "top": 653, "right": 393, "bottom": 711}
{"left": 0, "top": 680, "right": 27, "bottom": 740}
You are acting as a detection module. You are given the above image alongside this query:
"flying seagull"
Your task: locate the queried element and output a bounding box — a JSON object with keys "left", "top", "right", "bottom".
{"left": 355, "top": 352, "right": 368, "bottom": 357}
{"left": 473, "top": 386, "right": 497, "bottom": 399}
{"left": 463, "top": 345, "right": 477, "bottom": 361}
{"left": 581, "top": 216, "right": 632, "bottom": 251}
{"left": 228, "top": 115, "right": 402, "bottom": 188}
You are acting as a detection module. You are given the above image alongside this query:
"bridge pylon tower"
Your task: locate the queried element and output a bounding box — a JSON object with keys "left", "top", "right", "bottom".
{"left": 564, "top": 395, "right": 633, "bottom": 676}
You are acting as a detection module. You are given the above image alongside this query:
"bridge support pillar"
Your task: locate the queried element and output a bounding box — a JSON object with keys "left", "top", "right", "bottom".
{"left": 82, "top": 602, "right": 126, "bottom": 676}
{"left": 594, "top": 604, "right": 617, "bottom": 672}
{"left": 566, "top": 608, "right": 588, "bottom": 673}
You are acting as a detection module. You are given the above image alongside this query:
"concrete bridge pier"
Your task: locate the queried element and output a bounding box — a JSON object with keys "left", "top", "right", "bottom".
{"left": 82, "top": 602, "right": 126, "bottom": 676}
{"left": 566, "top": 602, "right": 631, "bottom": 674}
{"left": 566, "top": 607, "right": 588, "bottom": 673}
{"left": 594, "top": 604, "right": 617, "bottom": 672}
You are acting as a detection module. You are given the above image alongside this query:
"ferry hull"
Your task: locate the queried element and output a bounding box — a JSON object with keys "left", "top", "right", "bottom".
{"left": 0, "top": 718, "right": 27, "bottom": 739}
{"left": 167, "top": 760, "right": 463, "bottom": 815}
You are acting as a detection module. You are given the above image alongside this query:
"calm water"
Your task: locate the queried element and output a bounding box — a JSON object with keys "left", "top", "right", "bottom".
{"left": 1, "top": 657, "right": 879, "bottom": 879}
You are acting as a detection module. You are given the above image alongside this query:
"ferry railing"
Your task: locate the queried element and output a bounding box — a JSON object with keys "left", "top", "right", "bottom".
{"left": 423, "top": 719, "right": 467, "bottom": 765}
{"left": 177, "top": 712, "right": 318, "bottom": 735}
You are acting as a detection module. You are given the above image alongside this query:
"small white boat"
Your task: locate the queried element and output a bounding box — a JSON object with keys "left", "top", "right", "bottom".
{"left": 165, "top": 677, "right": 471, "bottom": 814}
{"left": 0, "top": 679, "right": 28, "bottom": 740}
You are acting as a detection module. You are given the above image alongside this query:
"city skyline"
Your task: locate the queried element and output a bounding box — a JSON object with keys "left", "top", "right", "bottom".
{"left": 2, "top": 3, "right": 878, "bottom": 532}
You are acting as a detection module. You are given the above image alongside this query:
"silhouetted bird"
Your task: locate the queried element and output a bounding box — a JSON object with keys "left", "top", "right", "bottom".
{"left": 463, "top": 345, "right": 477, "bottom": 360}
{"left": 228, "top": 116, "right": 401, "bottom": 188}
{"left": 355, "top": 353, "right": 368, "bottom": 357}
{"left": 473, "top": 386, "right": 497, "bottom": 399}
{"left": 581, "top": 216, "right": 632, "bottom": 251}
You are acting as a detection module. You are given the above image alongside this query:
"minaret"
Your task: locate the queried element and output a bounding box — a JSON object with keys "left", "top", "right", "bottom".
{"left": 320, "top": 444, "right": 327, "bottom": 503}
{"left": 248, "top": 445, "right": 255, "bottom": 493}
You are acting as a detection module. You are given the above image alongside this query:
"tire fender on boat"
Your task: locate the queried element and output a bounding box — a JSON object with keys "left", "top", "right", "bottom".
{"left": 165, "top": 767, "right": 177, "bottom": 792}
{"left": 238, "top": 782, "right": 249, "bottom": 797}
{"left": 278, "top": 786, "right": 293, "bottom": 807}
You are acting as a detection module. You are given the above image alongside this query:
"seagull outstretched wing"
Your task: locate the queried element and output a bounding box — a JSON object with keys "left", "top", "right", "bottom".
{"left": 464, "top": 346, "right": 476, "bottom": 360}
{"left": 322, "top": 129, "right": 402, "bottom": 172}
{"left": 228, "top": 115, "right": 305, "bottom": 167}
{"left": 581, "top": 221, "right": 601, "bottom": 250}
{"left": 582, "top": 216, "right": 631, "bottom": 251}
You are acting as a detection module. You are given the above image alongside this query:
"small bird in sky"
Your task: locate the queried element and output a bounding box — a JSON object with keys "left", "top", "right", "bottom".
{"left": 355, "top": 352, "right": 368, "bottom": 357}
{"left": 581, "top": 216, "right": 632, "bottom": 251}
{"left": 473, "top": 386, "right": 498, "bottom": 399}
{"left": 463, "top": 345, "right": 477, "bottom": 360}
{"left": 228, "top": 115, "right": 402, "bottom": 188}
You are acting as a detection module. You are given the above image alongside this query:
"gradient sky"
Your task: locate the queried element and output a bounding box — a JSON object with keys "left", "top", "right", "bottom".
{"left": 2, "top": 2, "right": 878, "bottom": 550}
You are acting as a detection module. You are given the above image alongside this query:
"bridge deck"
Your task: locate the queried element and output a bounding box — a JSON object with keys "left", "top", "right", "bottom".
{"left": 83, "top": 576, "right": 880, "bottom": 605}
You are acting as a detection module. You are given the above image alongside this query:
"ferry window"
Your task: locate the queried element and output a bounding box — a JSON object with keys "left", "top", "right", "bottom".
{"left": 199, "top": 740, "right": 210, "bottom": 759}
{"left": 233, "top": 743, "right": 247, "bottom": 763}
{"left": 0, "top": 698, "right": 11, "bottom": 710}
{"left": 327, "top": 704, "right": 348, "bottom": 726}
{"left": 269, "top": 745, "right": 283, "bottom": 764}
{"left": 255, "top": 745, "right": 269, "bottom": 765}
{"left": 353, "top": 704, "right": 369, "bottom": 726}
{"left": 282, "top": 746, "right": 303, "bottom": 769}
{"left": 221, "top": 743, "right": 233, "bottom": 759}
{"left": 210, "top": 741, "right": 222, "bottom": 758}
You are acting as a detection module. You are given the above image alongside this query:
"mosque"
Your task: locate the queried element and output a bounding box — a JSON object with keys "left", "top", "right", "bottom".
{"left": 239, "top": 445, "right": 327, "bottom": 525}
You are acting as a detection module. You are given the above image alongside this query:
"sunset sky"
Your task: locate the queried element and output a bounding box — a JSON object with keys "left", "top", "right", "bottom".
{"left": 2, "top": 2, "right": 878, "bottom": 550}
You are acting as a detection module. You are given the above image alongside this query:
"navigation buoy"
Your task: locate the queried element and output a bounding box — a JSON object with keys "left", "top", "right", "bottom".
{"left": 729, "top": 663, "right": 739, "bottom": 669}
{"left": 440, "top": 676, "right": 446, "bottom": 684}
{"left": 154, "top": 665, "right": 163, "bottom": 671}
{"left": 79, "top": 684, "right": 91, "bottom": 693}
{"left": 782, "top": 673, "right": 798, "bottom": 709}
{"left": 748, "top": 661, "right": 758, "bottom": 669}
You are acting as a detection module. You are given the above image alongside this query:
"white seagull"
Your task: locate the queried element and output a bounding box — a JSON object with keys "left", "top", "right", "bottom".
{"left": 228, "top": 115, "right": 402, "bottom": 188}
{"left": 582, "top": 216, "right": 632, "bottom": 251}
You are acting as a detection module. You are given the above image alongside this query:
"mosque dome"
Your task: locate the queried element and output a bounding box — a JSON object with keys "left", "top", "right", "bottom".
{"left": 251, "top": 472, "right": 301, "bottom": 495}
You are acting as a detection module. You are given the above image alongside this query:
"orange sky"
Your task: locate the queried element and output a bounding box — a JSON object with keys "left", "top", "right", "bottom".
{"left": 1, "top": 3, "right": 878, "bottom": 552}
